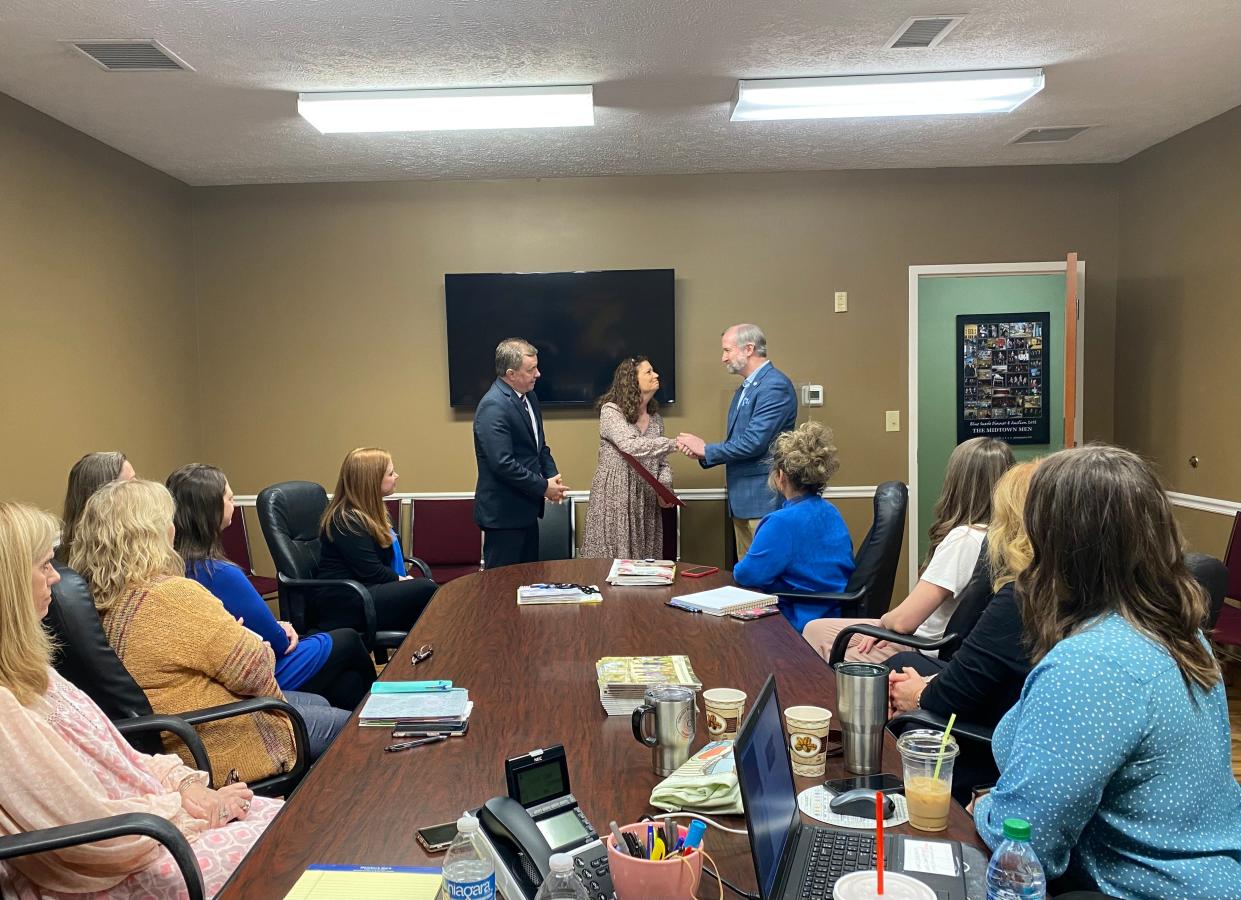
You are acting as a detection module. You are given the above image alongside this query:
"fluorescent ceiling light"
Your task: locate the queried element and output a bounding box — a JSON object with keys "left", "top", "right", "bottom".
{"left": 298, "top": 85, "right": 594, "bottom": 133}
{"left": 731, "top": 68, "right": 1044, "bottom": 121}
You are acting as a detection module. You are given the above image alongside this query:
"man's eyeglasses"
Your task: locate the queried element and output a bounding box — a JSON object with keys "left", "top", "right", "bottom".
{"left": 411, "top": 643, "right": 434, "bottom": 665}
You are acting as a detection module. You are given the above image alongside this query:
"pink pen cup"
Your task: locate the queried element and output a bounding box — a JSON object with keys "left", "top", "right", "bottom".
{"left": 606, "top": 823, "right": 703, "bottom": 900}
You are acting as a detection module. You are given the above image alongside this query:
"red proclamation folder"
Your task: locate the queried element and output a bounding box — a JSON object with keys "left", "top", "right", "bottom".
{"left": 616, "top": 448, "right": 685, "bottom": 507}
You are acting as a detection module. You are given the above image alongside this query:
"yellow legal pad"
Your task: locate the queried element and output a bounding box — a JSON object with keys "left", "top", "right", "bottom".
{"left": 283, "top": 865, "right": 442, "bottom": 899}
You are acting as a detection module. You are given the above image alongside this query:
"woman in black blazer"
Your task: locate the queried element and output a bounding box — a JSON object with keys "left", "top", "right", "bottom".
{"left": 315, "top": 448, "right": 437, "bottom": 633}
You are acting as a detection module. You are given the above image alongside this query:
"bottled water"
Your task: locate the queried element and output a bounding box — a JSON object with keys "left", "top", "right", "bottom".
{"left": 985, "top": 817, "right": 1046, "bottom": 900}
{"left": 532, "top": 853, "right": 589, "bottom": 900}
{"left": 442, "top": 814, "right": 495, "bottom": 900}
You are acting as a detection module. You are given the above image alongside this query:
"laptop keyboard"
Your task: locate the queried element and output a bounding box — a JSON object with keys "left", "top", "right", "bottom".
{"left": 797, "top": 827, "right": 878, "bottom": 899}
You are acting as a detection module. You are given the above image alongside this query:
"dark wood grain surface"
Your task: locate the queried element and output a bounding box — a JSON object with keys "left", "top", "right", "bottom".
{"left": 219, "top": 560, "right": 984, "bottom": 899}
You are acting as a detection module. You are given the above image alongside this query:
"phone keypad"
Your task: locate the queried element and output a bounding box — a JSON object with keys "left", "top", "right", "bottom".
{"left": 570, "top": 842, "right": 615, "bottom": 900}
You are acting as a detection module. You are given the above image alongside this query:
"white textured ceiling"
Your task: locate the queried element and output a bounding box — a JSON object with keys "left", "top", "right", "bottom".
{"left": 2, "top": 0, "right": 1241, "bottom": 186}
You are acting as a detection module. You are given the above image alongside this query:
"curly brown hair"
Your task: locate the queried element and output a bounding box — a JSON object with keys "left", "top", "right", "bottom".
{"left": 595, "top": 357, "right": 658, "bottom": 423}
{"left": 768, "top": 421, "right": 840, "bottom": 495}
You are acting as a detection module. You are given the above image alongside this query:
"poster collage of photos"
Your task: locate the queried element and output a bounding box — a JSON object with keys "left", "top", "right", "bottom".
{"left": 958, "top": 312, "right": 1050, "bottom": 444}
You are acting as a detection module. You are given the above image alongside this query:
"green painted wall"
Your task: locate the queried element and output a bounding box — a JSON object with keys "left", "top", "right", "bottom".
{"left": 916, "top": 274, "right": 1067, "bottom": 565}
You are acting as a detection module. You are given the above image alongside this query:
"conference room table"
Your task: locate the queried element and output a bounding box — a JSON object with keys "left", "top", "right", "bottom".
{"left": 219, "top": 559, "right": 985, "bottom": 899}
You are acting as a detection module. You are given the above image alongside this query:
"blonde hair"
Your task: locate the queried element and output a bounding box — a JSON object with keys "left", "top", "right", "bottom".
{"left": 922, "top": 437, "right": 1015, "bottom": 573}
{"left": 768, "top": 421, "right": 840, "bottom": 494}
{"left": 321, "top": 448, "right": 395, "bottom": 547}
{"left": 987, "top": 460, "right": 1040, "bottom": 591}
{"left": 69, "top": 479, "right": 183, "bottom": 613}
{"left": 0, "top": 502, "right": 60, "bottom": 705}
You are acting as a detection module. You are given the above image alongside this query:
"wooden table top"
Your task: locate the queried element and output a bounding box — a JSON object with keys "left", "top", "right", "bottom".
{"left": 218, "top": 559, "right": 984, "bottom": 899}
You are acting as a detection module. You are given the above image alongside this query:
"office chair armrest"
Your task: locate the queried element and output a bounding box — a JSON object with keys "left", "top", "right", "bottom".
{"left": 113, "top": 714, "right": 211, "bottom": 773}
{"left": 778, "top": 587, "right": 868, "bottom": 616}
{"left": 887, "top": 710, "right": 994, "bottom": 745}
{"left": 0, "top": 812, "right": 206, "bottom": 900}
{"left": 177, "top": 697, "right": 309, "bottom": 789}
{"left": 277, "top": 574, "right": 377, "bottom": 647}
{"left": 827, "top": 623, "right": 958, "bottom": 666}
{"left": 403, "top": 556, "right": 433, "bottom": 580}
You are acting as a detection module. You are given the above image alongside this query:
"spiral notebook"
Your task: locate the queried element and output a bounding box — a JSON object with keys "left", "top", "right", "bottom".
{"left": 668, "top": 585, "right": 778, "bottom": 616}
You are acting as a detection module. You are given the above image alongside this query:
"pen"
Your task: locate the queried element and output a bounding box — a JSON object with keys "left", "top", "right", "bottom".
{"left": 647, "top": 824, "right": 654, "bottom": 857}
{"left": 609, "top": 821, "right": 629, "bottom": 856}
{"left": 384, "top": 734, "right": 447, "bottom": 753}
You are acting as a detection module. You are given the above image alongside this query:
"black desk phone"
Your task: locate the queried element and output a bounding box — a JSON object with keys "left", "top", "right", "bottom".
{"left": 477, "top": 744, "right": 616, "bottom": 900}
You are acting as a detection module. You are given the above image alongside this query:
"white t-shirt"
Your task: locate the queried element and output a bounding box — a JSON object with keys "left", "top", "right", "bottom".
{"left": 913, "top": 523, "right": 987, "bottom": 648}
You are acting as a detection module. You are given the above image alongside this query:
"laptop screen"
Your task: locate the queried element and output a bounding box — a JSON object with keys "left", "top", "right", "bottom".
{"left": 735, "top": 675, "right": 800, "bottom": 900}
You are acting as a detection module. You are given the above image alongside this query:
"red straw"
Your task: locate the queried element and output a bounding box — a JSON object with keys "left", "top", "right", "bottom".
{"left": 875, "top": 791, "right": 885, "bottom": 895}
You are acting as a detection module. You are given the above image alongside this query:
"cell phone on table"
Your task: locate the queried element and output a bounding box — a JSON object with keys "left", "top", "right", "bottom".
{"left": 823, "top": 773, "right": 904, "bottom": 795}
{"left": 729, "top": 606, "right": 780, "bottom": 621}
{"left": 681, "top": 565, "right": 719, "bottom": 578}
{"left": 415, "top": 820, "right": 459, "bottom": 852}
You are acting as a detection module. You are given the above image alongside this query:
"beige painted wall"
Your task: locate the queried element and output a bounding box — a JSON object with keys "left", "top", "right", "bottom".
{"left": 1116, "top": 104, "right": 1241, "bottom": 558}
{"left": 0, "top": 94, "right": 198, "bottom": 512}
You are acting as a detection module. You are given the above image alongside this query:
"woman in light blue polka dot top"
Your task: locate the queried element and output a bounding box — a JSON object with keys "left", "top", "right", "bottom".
{"left": 973, "top": 445, "right": 1241, "bottom": 900}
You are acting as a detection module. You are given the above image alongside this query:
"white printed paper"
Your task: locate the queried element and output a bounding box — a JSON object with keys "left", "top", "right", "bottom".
{"left": 902, "top": 840, "right": 958, "bottom": 877}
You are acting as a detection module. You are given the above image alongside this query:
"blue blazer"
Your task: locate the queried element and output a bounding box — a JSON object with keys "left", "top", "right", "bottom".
{"left": 700, "top": 362, "right": 798, "bottom": 519}
{"left": 473, "top": 378, "right": 559, "bottom": 530}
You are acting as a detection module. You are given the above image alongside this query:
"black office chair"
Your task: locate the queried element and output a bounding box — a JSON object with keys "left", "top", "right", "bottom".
{"left": 0, "top": 813, "right": 206, "bottom": 899}
{"left": 47, "top": 564, "right": 308, "bottom": 797}
{"left": 256, "top": 481, "right": 431, "bottom": 663}
{"left": 538, "top": 499, "right": 575, "bottom": 561}
{"left": 780, "top": 480, "right": 908, "bottom": 620}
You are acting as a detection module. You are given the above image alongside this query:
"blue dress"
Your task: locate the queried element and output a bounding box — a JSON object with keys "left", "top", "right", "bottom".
{"left": 974, "top": 613, "right": 1241, "bottom": 899}
{"left": 731, "top": 494, "right": 855, "bottom": 632}
{"left": 188, "top": 560, "right": 332, "bottom": 691}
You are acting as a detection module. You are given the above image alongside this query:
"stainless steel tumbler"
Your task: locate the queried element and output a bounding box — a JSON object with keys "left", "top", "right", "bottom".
{"left": 631, "top": 685, "right": 698, "bottom": 776}
{"left": 834, "top": 662, "right": 888, "bottom": 774}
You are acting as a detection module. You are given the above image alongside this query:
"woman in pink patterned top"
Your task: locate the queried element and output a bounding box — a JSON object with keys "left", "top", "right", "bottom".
{"left": 580, "top": 357, "right": 677, "bottom": 560}
{"left": 0, "top": 501, "right": 281, "bottom": 899}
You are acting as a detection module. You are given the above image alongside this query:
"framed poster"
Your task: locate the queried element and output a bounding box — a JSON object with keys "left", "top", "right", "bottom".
{"left": 957, "top": 312, "right": 1050, "bottom": 445}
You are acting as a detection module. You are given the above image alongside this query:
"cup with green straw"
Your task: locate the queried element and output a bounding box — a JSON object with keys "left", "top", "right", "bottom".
{"left": 895, "top": 714, "right": 960, "bottom": 832}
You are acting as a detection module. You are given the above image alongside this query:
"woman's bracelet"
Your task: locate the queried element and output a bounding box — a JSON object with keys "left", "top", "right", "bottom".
{"left": 176, "top": 772, "right": 205, "bottom": 793}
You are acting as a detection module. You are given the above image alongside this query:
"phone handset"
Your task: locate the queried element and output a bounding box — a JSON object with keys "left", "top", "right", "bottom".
{"left": 478, "top": 795, "right": 553, "bottom": 900}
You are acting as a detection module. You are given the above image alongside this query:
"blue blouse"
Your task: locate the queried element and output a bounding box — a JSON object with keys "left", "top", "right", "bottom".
{"left": 732, "top": 494, "right": 855, "bottom": 632}
{"left": 975, "top": 613, "right": 1241, "bottom": 899}
{"left": 187, "top": 560, "right": 333, "bottom": 691}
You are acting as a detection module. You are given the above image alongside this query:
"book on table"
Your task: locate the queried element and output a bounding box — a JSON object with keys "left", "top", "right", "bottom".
{"left": 357, "top": 688, "right": 472, "bottom": 728}
{"left": 595, "top": 654, "right": 701, "bottom": 715}
{"left": 605, "top": 558, "right": 676, "bottom": 586}
{"left": 516, "top": 584, "right": 602, "bottom": 605}
{"left": 668, "top": 584, "right": 778, "bottom": 616}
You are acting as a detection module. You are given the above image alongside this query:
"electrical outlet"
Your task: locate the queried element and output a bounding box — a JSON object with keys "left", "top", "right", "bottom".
{"left": 885, "top": 410, "right": 900, "bottom": 432}
{"left": 834, "top": 291, "right": 848, "bottom": 313}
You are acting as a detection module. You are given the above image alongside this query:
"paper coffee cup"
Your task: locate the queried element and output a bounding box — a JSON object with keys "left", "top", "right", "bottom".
{"left": 832, "top": 871, "right": 936, "bottom": 900}
{"left": 703, "top": 688, "right": 747, "bottom": 740}
{"left": 784, "top": 705, "right": 832, "bottom": 777}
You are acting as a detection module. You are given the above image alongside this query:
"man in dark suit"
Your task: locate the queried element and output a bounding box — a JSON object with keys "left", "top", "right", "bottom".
{"left": 676, "top": 323, "right": 798, "bottom": 559}
{"left": 473, "top": 337, "right": 568, "bottom": 569}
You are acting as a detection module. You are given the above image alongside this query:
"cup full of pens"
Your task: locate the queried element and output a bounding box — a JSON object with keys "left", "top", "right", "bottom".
{"left": 830, "top": 793, "right": 936, "bottom": 900}
{"left": 605, "top": 819, "right": 705, "bottom": 899}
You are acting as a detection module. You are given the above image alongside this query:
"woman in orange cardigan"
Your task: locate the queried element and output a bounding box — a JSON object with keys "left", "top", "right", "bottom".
{"left": 70, "top": 479, "right": 296, "bottom": 785}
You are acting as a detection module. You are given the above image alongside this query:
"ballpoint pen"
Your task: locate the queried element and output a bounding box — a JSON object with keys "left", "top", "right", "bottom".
{"left": 384, "top": 734, "right": 448, "bottom": 753}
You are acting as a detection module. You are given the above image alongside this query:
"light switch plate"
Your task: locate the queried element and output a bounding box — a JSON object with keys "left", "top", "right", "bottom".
{"left": 885, "top": 410, "right": 900, "bottom": 432}
{"left": 834, "top": 291, "right": 848, "bottom": 313}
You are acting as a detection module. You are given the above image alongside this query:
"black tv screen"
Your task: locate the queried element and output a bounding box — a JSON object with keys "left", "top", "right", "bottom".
{"left": 445, "top": 268, "right": 676, "bottom": 408}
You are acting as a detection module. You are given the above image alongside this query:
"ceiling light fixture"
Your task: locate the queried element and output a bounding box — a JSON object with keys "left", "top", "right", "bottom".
{"left": 730, "top": 68, "right": 1044, "bottom": 121}
{"left": 297, "top": 85, "right": 594, "bottom": 133}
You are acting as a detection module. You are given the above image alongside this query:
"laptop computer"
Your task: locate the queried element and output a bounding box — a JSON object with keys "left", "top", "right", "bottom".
{"left": 734, "top": 674, "right": 969, "bottom": 900}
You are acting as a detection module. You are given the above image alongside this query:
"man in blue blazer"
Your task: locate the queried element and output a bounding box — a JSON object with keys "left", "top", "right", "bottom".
{"left": 473, "top": 338, "right": 568, "bottom": 569}
{"left": 677, "top": 324, "right": 798, "bottom": 558}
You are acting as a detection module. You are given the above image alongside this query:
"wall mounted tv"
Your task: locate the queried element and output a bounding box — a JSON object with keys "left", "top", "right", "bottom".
{"left": 445, "top": 268, "right": 676, "bottom": 409}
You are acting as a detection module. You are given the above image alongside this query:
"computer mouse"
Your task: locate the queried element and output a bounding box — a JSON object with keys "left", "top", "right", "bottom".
{"left": 828, "top": 788, "right": 896, "bottom": 820}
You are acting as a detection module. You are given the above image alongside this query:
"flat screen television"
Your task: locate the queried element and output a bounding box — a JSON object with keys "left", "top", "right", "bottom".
{"left": 445, "top": 268, "right": 676, "bottom": 408}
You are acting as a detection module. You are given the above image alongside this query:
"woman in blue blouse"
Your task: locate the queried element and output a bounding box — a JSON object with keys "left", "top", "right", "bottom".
{"left": 733, "top": 421, "right": 855, "bottom": 631}
{"left": 167, "top": 465, "right": 376, "bottom": 713}
{"left": 973, "top": 445, "right": 1241, "bottom": 899}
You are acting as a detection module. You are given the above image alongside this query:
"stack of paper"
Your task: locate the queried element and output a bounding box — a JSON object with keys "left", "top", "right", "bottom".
{"left": 595, "top": 655, "right": 701, "bottom": 716}
{"left": 517, "top": 584, "right": 601, "bottom": 605}
{"left": 605, "top": 559, "right": 676, "bottom": 586}
{"left": 358, "top": 687, "right": 472, "bottom": 731}
{"left": 668, "top": 585, "right": 778, "bottom": 616}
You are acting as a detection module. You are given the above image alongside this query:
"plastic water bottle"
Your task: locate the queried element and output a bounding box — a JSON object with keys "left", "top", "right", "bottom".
{"left": 985, "top": 817, "right": 1047, "bottom": 900}
{"left": 532, "top": 853, "right": 589, "bottom": 900}
{"left": 442, "top": 814, "right": 496, "bottom": 900}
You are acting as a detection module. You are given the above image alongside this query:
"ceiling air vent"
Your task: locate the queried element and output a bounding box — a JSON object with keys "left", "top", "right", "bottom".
{"left": 885, "top": 16, "right": 965, "bottom": 49}
{"left": 69, "top": 40, "right": 192, "bottom": 72}
{"left": 1011, "top": 126, "right": 1092, "bottom": 145}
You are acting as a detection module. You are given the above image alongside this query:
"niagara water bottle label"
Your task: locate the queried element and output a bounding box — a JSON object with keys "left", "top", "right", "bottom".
{"left": 444, "top": 873, "right": 495, "bottom": 899}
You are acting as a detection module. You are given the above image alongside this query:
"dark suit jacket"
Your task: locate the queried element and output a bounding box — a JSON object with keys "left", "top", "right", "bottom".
{"left": 473, "top": 377, "right": 559, "bottom": 530}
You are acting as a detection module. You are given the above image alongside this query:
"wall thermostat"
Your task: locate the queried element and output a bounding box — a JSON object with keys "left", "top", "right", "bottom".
{"left": 801, "top": 384, "right": 824, "bottom": 407}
